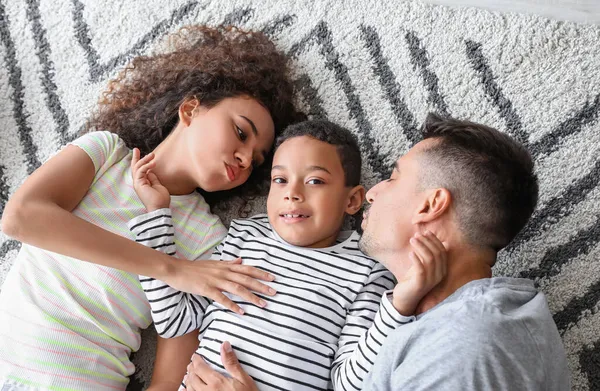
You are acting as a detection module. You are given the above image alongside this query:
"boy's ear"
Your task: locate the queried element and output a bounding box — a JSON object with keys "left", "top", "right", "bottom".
{"left": 345, "top": 185, "right": 366, "bottom": 215}
{"left": 178, "top": 97, "right": 200, "bottom": 126}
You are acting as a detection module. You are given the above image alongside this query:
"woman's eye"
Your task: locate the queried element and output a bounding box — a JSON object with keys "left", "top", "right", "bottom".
{"left": 272, "top": 177, "right": 286, "bottom": 184}
{"left": 307, "top": 179, "right": 324, "bottom": 185}
{"left": 236, "top": 126, "right": 247, "bottom": 141}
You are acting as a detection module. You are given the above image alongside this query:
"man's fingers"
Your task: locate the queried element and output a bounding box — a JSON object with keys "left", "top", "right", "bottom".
{"left": 184, "top": 371, "right": 207, "bottom": 391}
{"left": 190, "top": 354, "right": 223, "bottom": 385}
{"left": 220, "top": 341, "right": 249, "bottom": 383}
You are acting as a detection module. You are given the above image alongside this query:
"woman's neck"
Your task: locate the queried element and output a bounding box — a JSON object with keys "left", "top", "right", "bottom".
{"left": 150, "top": 128, "right": 197, "bottom": 196}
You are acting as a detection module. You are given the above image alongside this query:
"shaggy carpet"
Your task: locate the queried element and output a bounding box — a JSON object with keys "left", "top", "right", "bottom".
{"left": 1, "top": 0, "right": 599, "bottom": 389}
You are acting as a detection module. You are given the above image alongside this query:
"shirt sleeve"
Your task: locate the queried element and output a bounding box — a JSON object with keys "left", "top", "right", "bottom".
{"left": 128, "top": 208, "right": 211, "bottom": 338}
{"left": 331, "top": 263, "right": 415, "bottom": 391}
{"left": 70, "top": 131, "right": 128, "bottom": 176}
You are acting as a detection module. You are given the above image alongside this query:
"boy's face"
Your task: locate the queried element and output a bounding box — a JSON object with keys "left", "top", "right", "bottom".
{"left": 267, "top": 136, "right": 364, "bottom": 248}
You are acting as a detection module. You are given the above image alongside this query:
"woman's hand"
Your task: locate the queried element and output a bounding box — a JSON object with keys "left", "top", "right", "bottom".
{"left": 163, "top": 258, "right": 277, "bottom": 315}
{"left": 185, "top": 342, "right": 259, "bottom": 391}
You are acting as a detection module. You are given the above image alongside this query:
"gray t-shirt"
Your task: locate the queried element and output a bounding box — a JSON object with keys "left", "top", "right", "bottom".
{"left": 363, "top": 277, "right": 570, "bottom": 390}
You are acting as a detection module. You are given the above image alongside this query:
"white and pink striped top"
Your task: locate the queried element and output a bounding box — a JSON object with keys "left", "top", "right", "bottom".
{"left": 0, "top": 131, "right": 226, "bottom": 390}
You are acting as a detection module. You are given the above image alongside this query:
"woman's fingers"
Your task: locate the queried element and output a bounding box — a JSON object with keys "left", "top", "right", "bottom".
{"left": 229, "top": 262, "right": 275, "bottom": 282}
{"left": 208, "top": 290, "right": 245, "bottom": 315}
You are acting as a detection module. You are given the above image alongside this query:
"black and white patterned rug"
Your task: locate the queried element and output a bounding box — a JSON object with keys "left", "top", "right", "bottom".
{"left": 1, "top": 0, "right": 599, "bottom": 389}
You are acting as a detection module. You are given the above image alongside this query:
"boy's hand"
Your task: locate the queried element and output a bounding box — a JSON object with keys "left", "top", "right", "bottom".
{"left": 392, "top": 231, "right": 448, "bottom": 316}
{"left": 131, "top": 148, "right": 170, "bottom": 212}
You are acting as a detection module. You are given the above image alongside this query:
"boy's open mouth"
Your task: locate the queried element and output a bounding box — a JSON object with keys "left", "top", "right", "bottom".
{"left": 279, "top": 212, "right": 311, "bottom": 222}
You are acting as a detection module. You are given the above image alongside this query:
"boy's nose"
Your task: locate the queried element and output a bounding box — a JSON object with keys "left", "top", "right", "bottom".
{"left": 284, "top": 187, "right": 304, "bottom": 202}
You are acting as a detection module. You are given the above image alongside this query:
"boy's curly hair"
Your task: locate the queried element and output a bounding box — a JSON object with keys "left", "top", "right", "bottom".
{"left": 87, "top": 25, "right": 305, "bottom": 206}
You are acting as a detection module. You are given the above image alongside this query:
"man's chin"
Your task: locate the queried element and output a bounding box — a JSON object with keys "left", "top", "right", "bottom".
{"left": 358, "top": 235, "right": 371, "bottom": 256}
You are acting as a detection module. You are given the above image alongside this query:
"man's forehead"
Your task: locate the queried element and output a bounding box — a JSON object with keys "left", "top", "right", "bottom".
{"left": 397, "top": 139, "right": 435, "bottom": 164}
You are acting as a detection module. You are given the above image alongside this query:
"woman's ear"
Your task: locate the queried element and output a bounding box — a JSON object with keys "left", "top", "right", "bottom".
{"left": 178, "top": 97, "right": 200, "bottom": 127}
{"left": 345, "top": 185, "right": 366, "bottom": 215}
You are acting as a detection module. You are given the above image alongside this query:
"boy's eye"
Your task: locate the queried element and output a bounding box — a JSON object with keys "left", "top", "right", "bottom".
{"left": 307, "top": 179, "right": 324, "bottom": 185}
{"left": 272, "top": 177, "right": 286, "bottom": 184}
{"left": 236, "top": 126, "right": 247, "bottom": 141}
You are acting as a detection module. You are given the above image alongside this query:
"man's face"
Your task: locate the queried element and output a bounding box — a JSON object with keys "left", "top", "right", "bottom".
{"left": 359, "top": 141, "right": 431, "bottom": 272}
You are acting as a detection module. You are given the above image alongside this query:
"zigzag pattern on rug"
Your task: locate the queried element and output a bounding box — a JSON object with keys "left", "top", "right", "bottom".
{"left": 0, "top": 1, "right": 599, "bottom": 390}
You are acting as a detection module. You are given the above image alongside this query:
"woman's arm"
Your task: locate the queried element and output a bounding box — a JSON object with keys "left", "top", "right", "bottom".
{"left": 146, "top": 331, "right": 200, "bottom": 391}
{"left": 2, "top": 145, "right": 175, "bottom": 277}
{"left": 1, "top": 145, "right": 274, "bottom": 311}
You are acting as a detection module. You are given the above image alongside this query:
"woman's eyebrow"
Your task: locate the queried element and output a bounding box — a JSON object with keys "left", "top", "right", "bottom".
{"left": 240, "top": 115, "right": 258, "bottom": 136}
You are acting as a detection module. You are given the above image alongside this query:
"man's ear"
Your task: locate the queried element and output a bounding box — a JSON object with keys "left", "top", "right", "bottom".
{"left": 411, "top": 188, "right": 451, "bottom": 224}
{"left": 178, "top": 97, "right": 200, "bottom": 127}
{"left": 345, "top": 185, "right": 366, "bottom": 215}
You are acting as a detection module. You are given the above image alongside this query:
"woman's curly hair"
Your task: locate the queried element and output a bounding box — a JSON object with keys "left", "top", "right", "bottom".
{"left": 86, "top": 25, "right": 305, "bottom": 206}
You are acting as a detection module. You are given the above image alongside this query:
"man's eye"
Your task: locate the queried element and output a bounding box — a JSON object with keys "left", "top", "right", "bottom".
{"left": 307, "top": 179, "right": 324, "bottom": 185}
{"left": 237, "top": 126, "right": 247, "bottom": 141}
{"left": 272, "top": 177, "right": 286, "bottom": 184}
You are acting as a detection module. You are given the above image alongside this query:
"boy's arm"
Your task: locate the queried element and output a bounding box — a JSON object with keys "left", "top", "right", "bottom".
{"left": 331, "top": 264, "right": 415, "bottom": 391}
{"left": 332, "top": 232, "right": 448, "bottom": 390}
{"left": 128, "top": 209, "right": 212, "bottom": 338}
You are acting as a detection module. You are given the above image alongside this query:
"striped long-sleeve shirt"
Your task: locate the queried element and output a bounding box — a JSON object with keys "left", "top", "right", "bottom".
{"left": 130, "top": 212, "right": 415, "bottom": 391}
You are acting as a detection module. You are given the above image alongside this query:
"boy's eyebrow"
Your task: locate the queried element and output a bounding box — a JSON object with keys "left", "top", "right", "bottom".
{"left": 308, "top": 165, "right": 332, "bottom": 175}
{"left": 271, "top": 165, "right": 332, "bottom": 175}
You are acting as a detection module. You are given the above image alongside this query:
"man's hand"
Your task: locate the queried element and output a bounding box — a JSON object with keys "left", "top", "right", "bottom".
{"left": 131, "top": 148, "right": 170, "bottom": 212}
{"left": 185, "top": 342, "right": 259, "bottom": 391}
{"left": 392, "top": 231, "right": 448, "bottom": 315}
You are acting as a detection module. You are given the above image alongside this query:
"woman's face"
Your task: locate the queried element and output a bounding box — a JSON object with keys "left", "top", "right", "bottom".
{"left": 182, "top": 96, "right": 275, "bottom": 192}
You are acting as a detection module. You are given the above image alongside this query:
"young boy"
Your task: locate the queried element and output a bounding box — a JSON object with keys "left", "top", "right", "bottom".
{"left": 129, "top": 120, "right": 434, "bottom": 390}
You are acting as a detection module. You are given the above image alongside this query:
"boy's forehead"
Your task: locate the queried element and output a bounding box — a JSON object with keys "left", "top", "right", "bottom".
{"left": 273, "top": 136, "right": 343, "bottom": 170}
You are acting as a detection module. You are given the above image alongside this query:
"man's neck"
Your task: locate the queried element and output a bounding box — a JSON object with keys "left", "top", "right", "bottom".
{"left": 414, "top": 248, "right": 494, "bottom": 315}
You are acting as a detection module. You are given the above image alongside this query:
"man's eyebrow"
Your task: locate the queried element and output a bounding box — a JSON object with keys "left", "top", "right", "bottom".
{"left": 240, "top": 115, "right": 257, "bottom": 136}
{"left": 392, "top": 161, "right": 400, "bottom": 172}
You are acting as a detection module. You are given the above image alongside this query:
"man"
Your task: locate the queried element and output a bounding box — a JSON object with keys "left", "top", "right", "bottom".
{"left": 184, "top": 114, "right": 570, "bottom": 391}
